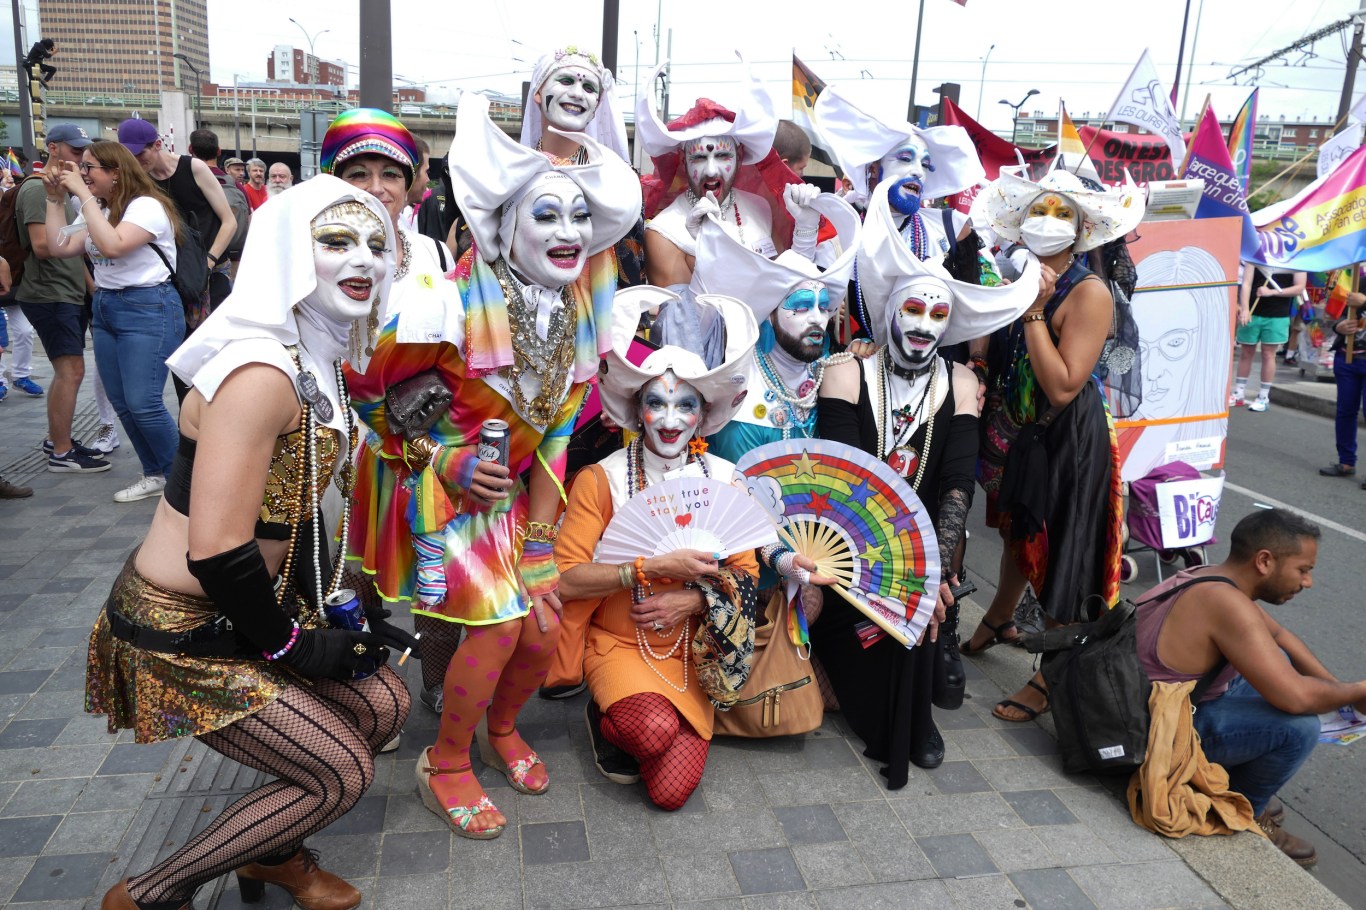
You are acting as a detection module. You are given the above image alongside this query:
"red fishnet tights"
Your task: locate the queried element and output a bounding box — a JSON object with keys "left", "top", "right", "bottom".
{"left": 426, "top": 610, "right": 559, "bottom": 816}
{"left": 600, "top": 692, "right": 709, "bottom": 811}
{"left": 125, "top": 667, "right": 409, "bottom": 906}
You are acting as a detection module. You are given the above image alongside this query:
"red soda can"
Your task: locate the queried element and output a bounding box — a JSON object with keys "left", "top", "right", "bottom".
{"left": 479, "top": 419, "right": 510, "bottom": 468}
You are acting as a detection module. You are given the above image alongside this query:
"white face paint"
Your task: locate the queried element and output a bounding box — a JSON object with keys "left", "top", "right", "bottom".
{"left": 537, "top": 64, "right": 602, "bottom": 133}
{"left": 890, "top": 280, "right": 952, "bottom": 370}
{"left": 638, "top": 372, "right": 703, "bottom": 460}
{"left": 684, "top": 135, "right": 739, "bottom": 201}
{"left": 772, "top": 280, "right": 834, "bottom": 364}
{"left": 307, "top": 202, "right": 388, "bottom": 323}
{"left": 508, "top": 173, "right": 594, "bottom": 288}
{"left": 875, "top": 140, "right": 932, "bottom": 215}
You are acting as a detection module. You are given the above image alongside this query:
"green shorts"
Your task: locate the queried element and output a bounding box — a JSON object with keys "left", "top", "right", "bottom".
{"left": 1236, "top": 313, "right": 1290, "bottom": 346}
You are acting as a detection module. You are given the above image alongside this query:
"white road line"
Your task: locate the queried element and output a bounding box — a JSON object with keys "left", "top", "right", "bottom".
{"left": 1222, "top": 480, "right": 1366, "bottom": 545}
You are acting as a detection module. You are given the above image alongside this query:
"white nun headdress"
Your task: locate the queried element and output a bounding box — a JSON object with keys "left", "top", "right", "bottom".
{"left": 858, "top": 179, "right": 1040, "bottom": 348}
{"left": 451, "top": 91, "right": 641, "bottom": 264}
{"left": 166, "top": 175, "right": 394, "bottom": 433}
{"left": 813, "top": 82, "right": 984, "bottom": 202}
{"left": 518, "top": 47, "right": 630, "bottom": 162}
{"left": 597, "top": 286, "right": 758, "bottom": 438}
{"left": 689, "top": 192, "right": 863, "bottom": 321}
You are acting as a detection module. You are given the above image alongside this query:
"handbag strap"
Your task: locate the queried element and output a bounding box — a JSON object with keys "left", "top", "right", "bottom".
{"left": 1134, "top": 574, "right": 1237, "bottom": 705}
{"left": 149, "top": 240, "right": 176, "bottom": 284}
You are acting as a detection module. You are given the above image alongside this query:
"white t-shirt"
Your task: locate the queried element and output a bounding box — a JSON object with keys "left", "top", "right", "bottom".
{"left": 78, "top": 195, "right": 177, "bottom": 290}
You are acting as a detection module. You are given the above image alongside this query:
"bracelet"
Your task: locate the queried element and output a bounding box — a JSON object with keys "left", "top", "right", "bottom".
{"left": 1023, "top": 312, "right": 1047, "bottom": 324}
{"left": 262, "top": 621, "right": 301, "bottom": 661}
{"left": 524, "top": 520, "right": 558, "bottom": 544}
{"left": 634, "top": 555, "right": 647, "bottom": 586}
{"left": 80, "top": 196, "right": 99, "bottom": 212}
{"left": 208, "top": 251, "right": 222, "bottom": 265}
{"left": 793, "top": 226, "right": 819, "bottom": 238}
{"left": 406, "top": 435, "right": 441, "bottom": 466}
{"left": 618, "top": 563, "right": 634, "bottom": 590}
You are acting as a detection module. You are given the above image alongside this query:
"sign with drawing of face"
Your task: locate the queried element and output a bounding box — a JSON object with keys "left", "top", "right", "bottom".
{"left": 1113, "top": 217, "right": 1241, "bottom": 482}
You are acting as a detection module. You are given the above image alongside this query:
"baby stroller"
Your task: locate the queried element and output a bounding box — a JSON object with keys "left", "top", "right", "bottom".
{"left": 1120, "top": 461, "right": 1220, "bottom": 584}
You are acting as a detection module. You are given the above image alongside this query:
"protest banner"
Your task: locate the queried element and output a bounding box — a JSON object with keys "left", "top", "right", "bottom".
{"left": 1107, "top": 49, "right": 1187, "bottom": 165}
{"left": 1251, "top": 142, "right": 1366, "bottom": 272}
{"left": 1180, "top": 102, "right": 1260, "bottom": 259}
{"left": 1317, "top": 124, "right": 1363, "bottom": 180}
{"left": 1227, "top": 88, "right": 1258, "bottom": 193}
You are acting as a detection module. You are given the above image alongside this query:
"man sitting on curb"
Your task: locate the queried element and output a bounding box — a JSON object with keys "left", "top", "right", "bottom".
{"left": 1136, "top": 508, "right": 1360, "bottom": 867}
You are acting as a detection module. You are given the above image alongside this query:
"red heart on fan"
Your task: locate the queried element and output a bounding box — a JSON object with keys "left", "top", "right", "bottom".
{"left": 675, "top": 513, "right": 693, "bottom": 528}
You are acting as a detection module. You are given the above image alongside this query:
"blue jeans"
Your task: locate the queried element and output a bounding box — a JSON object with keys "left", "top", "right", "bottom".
{"left": 1193, "top": 675, "right": 1319, "bottom": 816}
{"left": 1333, "top": 350, "right": 1366, "bottom": 467}
{"left": 92, "top": 283, "right": 184, "bottom": 477}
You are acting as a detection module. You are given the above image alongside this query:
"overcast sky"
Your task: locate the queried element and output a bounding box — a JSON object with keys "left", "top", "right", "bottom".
{"left": 16, "top": 0, "right": 1366, "bottom": 131}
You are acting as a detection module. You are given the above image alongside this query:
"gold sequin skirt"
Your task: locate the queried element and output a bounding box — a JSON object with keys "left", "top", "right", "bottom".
{"left": 85, "top": 554, "right": 297, "bottom": 744}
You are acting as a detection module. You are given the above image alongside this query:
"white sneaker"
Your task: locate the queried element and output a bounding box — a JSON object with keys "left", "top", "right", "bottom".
{"left": 1248, "top": 396, "right": 1270, "bottom": 413}
{"left": 114, "top": 474, "right": 167, "bottom": 503}
{"left": 90, "top": 423, "right": 121, "bottom": 454}
{"left": 1228, "top": 393, "right": 1247, "bottom": 408}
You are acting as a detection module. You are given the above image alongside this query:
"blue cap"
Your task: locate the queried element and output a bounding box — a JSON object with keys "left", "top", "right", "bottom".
{"left": 46, "top": 124, "right": 92, "bottom": 148}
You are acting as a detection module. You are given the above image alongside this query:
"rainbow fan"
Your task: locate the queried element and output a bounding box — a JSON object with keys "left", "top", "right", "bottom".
{"left": 736, "top": 439, "right": 940, "bottom": 647}
{"left": 597, "top": 475, "right": 780, "bottom": 563}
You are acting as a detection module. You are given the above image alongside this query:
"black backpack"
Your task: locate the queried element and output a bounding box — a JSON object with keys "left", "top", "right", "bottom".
{"left": 149, "top": 222, "right": 210, "bottom": 317}
{"left": 0, "top": 176, "right": 44, "bottom": 287}
{"left": 1023, "top": 576, "right": 1235, "bottom": 776}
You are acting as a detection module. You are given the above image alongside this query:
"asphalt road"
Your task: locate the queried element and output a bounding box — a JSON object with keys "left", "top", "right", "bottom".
{"left": 957, "top": 398, "right": 1366, "bottom": 907}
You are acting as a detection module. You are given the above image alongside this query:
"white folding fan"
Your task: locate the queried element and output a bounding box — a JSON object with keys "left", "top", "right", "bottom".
{"left": 597, "top": 476, "right": 780, "bottom": 563}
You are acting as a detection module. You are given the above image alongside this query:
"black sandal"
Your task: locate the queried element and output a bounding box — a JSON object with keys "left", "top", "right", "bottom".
{"left": 960, "top": 618, "right": 1019, "bottom": 656}
{"left": 993, "top": 680, "right": 1050, "bottom": 722}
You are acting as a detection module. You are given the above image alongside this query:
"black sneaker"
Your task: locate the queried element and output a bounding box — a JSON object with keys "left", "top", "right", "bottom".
{"left": 48, "top": 447, "right": 112, "bottom": 473}
{"left": 41, "top": 436, "right": 93, "bottom": 456}
{"left": 586, "top": 700, "right": 640, "bottom": 784}
{"left": 539, "top": 681, "right": 588, "bottom": 700}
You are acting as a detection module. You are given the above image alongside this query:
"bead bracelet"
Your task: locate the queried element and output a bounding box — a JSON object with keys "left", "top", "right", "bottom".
{"left": 263, "top": 622, "right": 301, "bottom": 661}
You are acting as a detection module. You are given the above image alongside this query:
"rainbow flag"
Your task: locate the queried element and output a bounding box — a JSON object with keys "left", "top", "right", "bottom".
{"left": 1180, "top": 101, "right": 1259, "bottom": 260}
{"left": 1226, "top": 89, "right": 1257, "bottom": 194}
{"left": 1055, "top": 103, "right": 1100, "bottom": 184}
{"left": 5, "top": 149, "right": 22, "bottom": 176}
{"left": 1251, "top": 141, "right": 1366, "bottom": 272}
{"left": 792, "top": 54, "right": 833, "bottom": 165}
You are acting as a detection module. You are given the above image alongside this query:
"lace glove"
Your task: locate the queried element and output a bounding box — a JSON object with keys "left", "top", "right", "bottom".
{"left": 186, "top": 540, "right": 295, "bottom": 655}
{"left": 279, "top": 627, "right": 388, "bottom": 680}
{"left": 760, "top": 542, "right": 811, "bottom": 585}
{"left": 519, "top": 540, "right": 560, "bottom": 599}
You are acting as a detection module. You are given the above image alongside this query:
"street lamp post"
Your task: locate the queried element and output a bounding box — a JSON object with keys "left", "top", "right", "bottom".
{"left": 288, "top": 16, "right": 330, "bottom": 86}
{"left": 172, "top": 53, "right": 202, "bottom": 126}
{"left": 976, "top": 44, "right": 995, "bottom": 122}
{"left": 1000, "top": 89, "right": 1039, "bottom": 144}
{"left": 232, "top": 74, "right": 241, "bottom": 156}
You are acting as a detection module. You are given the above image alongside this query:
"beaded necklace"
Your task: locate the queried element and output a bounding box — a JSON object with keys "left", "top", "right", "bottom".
{"left": 278, "top": 349, "right": 356, "bottom": 619}
{"left": 535, "top": 140, "right": 588, "bottom": 166}
{"left": 900, "top": 212, "right": 928, "bottom": 260}
{"left": 494, "top": 257, "right": 578, "bottom": 426}
{"left": 755, "top": 349, "right": 853, "bottom": 439}
{"left": 875, "top": 348, "right": 938, "bottom": 493}
{"left": 625, "top": 436, "right": 710, "bottom": 694}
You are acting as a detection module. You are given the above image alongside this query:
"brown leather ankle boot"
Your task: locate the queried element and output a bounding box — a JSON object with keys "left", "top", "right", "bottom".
{"left": 1256, "top": 811, "right": 1317, "bottom": 867}
{"left": 100, "top": 879, "right": 189, "bottom": 910}
{"left": 235, "top": 848, "right": 361, "bottom": 910}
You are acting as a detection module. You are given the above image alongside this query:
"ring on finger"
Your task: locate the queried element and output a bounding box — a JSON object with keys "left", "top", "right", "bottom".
{"left": 652, "top": 620, "right": 664, "bottom": 632}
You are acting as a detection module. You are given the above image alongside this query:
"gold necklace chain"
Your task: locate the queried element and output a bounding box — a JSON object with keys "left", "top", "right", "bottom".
{"left": 494, "top": 258, "right": 578, "bottom": 426}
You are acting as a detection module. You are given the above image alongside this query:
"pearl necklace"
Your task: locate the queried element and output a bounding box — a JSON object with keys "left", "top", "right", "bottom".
{"left": 625, "top": 437, "right": 708, "bottom": 693}
{"left": 756, "top": 349, "right": 853, "bottom": 440}
{"left": 875, "top": 348, "right": 938, "bottom": 493}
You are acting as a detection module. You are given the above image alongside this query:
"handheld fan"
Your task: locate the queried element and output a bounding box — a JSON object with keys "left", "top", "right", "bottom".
{"left": 597, "top": 476, "right": 780, "bottom": 563}
{"left": 735, "top": 439, "right": 940, "bottom": 648}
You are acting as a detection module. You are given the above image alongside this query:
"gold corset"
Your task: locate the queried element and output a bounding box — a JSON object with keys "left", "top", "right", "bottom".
{"left": 260, "top": 425, "right": 342, "bottom": 527}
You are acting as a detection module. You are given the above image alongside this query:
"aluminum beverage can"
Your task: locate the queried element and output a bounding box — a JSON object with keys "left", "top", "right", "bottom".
{"left": 479, "top": 419, "right": 510, "bottom": 467}
{"left": 323, "top": 589, "right": 378, "bottom": 679}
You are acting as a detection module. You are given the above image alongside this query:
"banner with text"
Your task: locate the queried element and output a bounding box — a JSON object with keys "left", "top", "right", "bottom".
{"left": 1156, "top": 475, "right": 1224, "bottom": 549}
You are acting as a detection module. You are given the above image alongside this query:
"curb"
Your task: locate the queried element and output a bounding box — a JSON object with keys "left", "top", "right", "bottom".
{"left": 956, "top": 596, "right": 1349, "bottom": 910}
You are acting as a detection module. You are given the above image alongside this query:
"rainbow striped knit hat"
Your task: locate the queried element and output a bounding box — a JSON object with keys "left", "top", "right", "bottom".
{"left": 320, "top": 108, "right": 419, "bottom": 187}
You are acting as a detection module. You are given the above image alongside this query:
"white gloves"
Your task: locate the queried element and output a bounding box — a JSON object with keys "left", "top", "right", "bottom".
{"left": 686, "top": 191, "right": 721, "bottom": 238}
{"left": 784, "top": 183, "right": 821, "bottom": 258}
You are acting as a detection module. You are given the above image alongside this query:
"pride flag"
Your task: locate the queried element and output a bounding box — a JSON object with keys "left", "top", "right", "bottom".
{"left": 1180, "top": 102, "right": 1259, "bottom": 260}
{"left": 5, "top": 149, "right": 22, "bottom": 176}
{"left": 1251, "top": 141, "right": 1366, "bottom": 272}
{"left": 1055, "top": 103, "right": 1101, "bottom": 184}
{"left": 1226, "top": 89, "right": 1257, "bottom": 194}
{"left": 792, "top": 55, "right": 833, "bottom": 166}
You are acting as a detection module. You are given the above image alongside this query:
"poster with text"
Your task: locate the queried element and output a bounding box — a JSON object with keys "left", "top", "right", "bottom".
{"left": 1112, "top": 217, "right": 1241, "bottom": 482}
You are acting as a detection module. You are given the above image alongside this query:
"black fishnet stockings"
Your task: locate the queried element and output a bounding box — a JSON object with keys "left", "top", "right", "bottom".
{"left": 126, "top": 667, "right": 409, "bottom": 905}
{"left": 601, "top": 692, "right": 709, "bottom": 811}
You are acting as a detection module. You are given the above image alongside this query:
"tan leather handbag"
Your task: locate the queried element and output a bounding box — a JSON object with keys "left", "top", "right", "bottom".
{"left": 713, "top": 587, "right": 824, "bottom": 737}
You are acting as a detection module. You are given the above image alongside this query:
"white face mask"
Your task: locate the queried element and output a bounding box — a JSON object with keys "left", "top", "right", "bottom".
{"left": 772, "top": 281, "right": 834, "bottom": 364}
{"left": 307, "top": 203, "right": 388, "bottom": 323}
{"left": 508, "top": 174, "right": 594, "bottom": 288}
{"left": 684, "top": 135, "right": 739, "bottom": 201}
{"left": 538, "top": 64, "right": 602, "bottom": 133}
{"left": 890, "top": 281, "right": 952, "bottom": 370}
{"left": 1019, "top": 214, "right": 1077, "bottom": 255}
{"left": 638, "top": 373, "right": 703, "bottom": 460}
